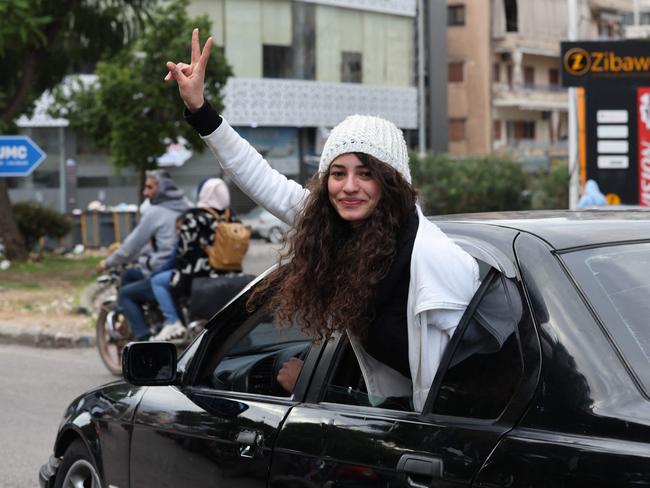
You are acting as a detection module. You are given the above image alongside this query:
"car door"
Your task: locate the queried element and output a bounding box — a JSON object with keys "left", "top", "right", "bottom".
{"left": 268, "top": 264, "right": 542, "bottom": 488}
{"left": 129, "top": 297, "right": 321, "bottom": 488}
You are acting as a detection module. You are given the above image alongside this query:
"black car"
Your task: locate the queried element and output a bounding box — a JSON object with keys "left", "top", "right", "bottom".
{"left": 40, "top": 211, "right": 650, "bottom": 487}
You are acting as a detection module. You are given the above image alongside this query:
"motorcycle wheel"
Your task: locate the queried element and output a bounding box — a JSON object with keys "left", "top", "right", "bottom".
{"left": 96, "top": 304, "right": 130, "bottom": 376}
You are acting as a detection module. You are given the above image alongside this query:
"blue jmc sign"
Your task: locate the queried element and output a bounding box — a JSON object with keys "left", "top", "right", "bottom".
{"left": 0, "top": 136, "right": 46, "bottom": 177}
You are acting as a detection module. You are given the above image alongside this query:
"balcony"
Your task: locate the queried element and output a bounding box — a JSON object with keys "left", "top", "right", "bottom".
{"left": 493, "top": 82, "right": 568, "bottom": 112}
{"left": 492, "top": 33, "right": 561, "bottom": 58}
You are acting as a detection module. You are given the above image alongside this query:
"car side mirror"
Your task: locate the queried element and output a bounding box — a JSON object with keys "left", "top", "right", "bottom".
{"left": 122, "top": 342, "right": 177, "bottom": 386}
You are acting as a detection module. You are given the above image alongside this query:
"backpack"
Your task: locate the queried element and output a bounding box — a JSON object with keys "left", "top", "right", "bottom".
{"left": 201, "top": 208, "right": 251, "bottom": 272}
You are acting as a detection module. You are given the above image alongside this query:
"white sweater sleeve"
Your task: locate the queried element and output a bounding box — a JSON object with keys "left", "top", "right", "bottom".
{"left": 201, "top": 117, "right": 310, "bottom": 226}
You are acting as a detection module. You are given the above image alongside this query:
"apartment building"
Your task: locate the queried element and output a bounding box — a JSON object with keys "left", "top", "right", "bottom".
{"left": 11, "top": 0, "right": 418, "bottom": 212}
{"left": 447, "top": 0, "right": 640, "bottom": 165}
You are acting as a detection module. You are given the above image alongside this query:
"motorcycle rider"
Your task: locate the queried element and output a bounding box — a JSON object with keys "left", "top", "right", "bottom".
{"left": 150, "top": 177, "right": 234, "bottom": 342}
{"left": 96, "top": 170, "right": 190, "bottom": 340}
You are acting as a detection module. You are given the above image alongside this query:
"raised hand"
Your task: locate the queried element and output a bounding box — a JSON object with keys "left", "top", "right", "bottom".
{"left": 165, "top": 28, "right": 212, "bottom": 112}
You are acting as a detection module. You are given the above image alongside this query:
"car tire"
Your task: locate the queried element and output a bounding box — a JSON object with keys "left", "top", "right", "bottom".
{"left": 267, "top": 226, "right": 284, "bottom": 244}
{"left": 54, "top": 439, "right": 102, "bottom": 488}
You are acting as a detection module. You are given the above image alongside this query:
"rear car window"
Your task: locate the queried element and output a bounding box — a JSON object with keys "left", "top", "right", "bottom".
{"left": 561, "top": 243, "right": 650, "bottom": 395}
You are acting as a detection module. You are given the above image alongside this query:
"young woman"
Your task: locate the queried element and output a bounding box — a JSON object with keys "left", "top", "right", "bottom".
{"left": 165, "top": 30, "right": 480, "bottom": 411}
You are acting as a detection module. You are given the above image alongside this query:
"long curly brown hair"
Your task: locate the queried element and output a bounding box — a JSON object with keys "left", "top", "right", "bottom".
{"left": 249, "top": 152, "right": 417, "bottom": 342}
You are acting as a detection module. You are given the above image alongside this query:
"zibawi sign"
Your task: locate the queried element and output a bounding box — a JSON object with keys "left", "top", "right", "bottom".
{"left": 0, "top": 136, "right": 47, "bottom": 177}
{"left": 562, "top": 40, "right": 650, "bottom": 88}
{"left": 638, "top": 87, "right": 650, "bottom": 206}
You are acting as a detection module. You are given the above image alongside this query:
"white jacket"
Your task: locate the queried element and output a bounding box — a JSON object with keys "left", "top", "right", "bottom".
{"left": 202, "top": 118, "right": 480, "bottom": 411}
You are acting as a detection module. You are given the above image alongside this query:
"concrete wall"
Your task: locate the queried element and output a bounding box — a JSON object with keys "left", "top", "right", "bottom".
{"left": 447, "top": 0, "right": 492, "bottom": 155}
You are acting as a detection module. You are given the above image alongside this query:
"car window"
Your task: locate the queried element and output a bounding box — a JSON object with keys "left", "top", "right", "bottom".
{"left": 561, "top": 242, "right": 650, "bottom": 395}
{"left": 320, "top": 262, "right": 518, "bottom": 414}
{"left": 200, "top": 308, "right": 313, "bottom": 398}
{"left": 430, "top": 271, "right": 525, "bottom": 419}
{"left": 321, "top": 337, "right": 412, "bottom": 411}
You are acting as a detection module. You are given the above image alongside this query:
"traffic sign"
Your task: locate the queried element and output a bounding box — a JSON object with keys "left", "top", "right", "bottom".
{"left": 0, "top": 135, "right": 46, "bottom": 177}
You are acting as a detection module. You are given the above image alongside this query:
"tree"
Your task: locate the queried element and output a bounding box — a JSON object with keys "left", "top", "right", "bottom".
{"left": 0, "top": 0, "right": 156, "bottom": 260}
{"left": 51, "top": 0, "right": 232, "bottom": 198}
{"left": 410, "top": 153, "right": 529, "bottom": 215}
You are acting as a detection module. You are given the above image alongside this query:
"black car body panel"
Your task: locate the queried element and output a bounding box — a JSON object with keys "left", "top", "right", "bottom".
{"left": 41, "top": 211, "right": 650, "bottom": 487}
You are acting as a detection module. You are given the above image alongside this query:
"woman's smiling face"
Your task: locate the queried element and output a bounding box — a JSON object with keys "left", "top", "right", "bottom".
{"left": 327, "top": 153, "right": 382, "bottom": 222}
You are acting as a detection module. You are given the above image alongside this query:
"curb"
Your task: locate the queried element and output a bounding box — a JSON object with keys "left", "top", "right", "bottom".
{"left": 0, "top": 324, "right": 95, "bottom": 349}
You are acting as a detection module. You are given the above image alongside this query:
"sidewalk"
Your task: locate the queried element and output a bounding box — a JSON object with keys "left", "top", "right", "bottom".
{"left": 0, "top": 240, "right": 281, "bottom": 349}
{"left": 0, "top": 320, "right": 94, "bottom": 348}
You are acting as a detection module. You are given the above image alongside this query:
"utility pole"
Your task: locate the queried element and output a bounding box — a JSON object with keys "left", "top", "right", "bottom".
{"left": 417, "top": 0, "right": 427, "bottom": 158}
{"left": 427, "top": 0, "right": 448, "bottom": 153}
{"left": 568, "top": 0, "right": 580, "bottom": 209}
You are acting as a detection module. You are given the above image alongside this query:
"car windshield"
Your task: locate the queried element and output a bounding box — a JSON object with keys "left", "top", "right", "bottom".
{"left": 562, "top": 243, "right": 650, "bottom": 395}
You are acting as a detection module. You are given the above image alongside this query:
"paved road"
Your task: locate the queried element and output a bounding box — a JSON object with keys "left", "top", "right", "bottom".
{"left": 0, "top": 345, "right": 114, "bottom": 488}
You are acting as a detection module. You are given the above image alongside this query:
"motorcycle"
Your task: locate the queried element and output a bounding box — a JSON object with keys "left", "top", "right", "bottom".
{"left": 94, "top": 268, "right": 204, "bottom": 375}
{"left": 94, "top": 268, "right": 254, "bottom": 375}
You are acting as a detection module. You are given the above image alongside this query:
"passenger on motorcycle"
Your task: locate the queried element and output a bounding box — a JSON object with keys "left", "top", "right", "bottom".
{"left": 96, "top": 170, "right": 190, "bottom": 340}
{"left": 150, "top": 177, "right": 236, "bottom": 342}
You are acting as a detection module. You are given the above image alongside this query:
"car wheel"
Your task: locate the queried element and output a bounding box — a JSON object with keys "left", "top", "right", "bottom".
{"left": 54, "top": 440, "right": 102, "bottom": 488}
{"left": 268, "top": 226, "right": 284, "bottom": 244}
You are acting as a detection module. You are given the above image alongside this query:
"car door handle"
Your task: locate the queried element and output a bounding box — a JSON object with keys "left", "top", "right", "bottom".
{"left": 235, "top": 430, "right": 264, "bottom": 458}
{"left": 396, "top": 453, "right": 443, "bottom": 488}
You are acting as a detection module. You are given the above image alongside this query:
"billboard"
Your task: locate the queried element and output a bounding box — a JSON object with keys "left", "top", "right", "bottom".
{"left": 561, "top": 40, "right": 650, "bottom": 205}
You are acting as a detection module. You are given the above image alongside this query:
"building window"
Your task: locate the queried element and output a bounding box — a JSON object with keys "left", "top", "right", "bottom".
{"left": 523, "top": 66, "right": 534, "bottom": 87}
{"left": 448, "top": 62, "right": 464, "bottom": 82}
{"left": 507, "top": 64, "right": 513, "bottom": 86}
{"left": 448, "top": 5, "right": 465, "bottom": 26}
{"left": 494, "top": 120, "right": 502, "bottom": 140}
{"left": 549, "top": 68, "right": 559, "bottom": 86}
{"left": 508, "top": 120, "right": 536, "bottom": 141}
{"left": 493, "top": 63, "right": 501, "bottom": 82}
{"left": 504, "top": 0, "right": 518, "bottom": 32}
{"left": 341, "top": 52, "right": 362, "bottom": 83}
{"left": 263, "top": 45, "right": 293, "bottom": 78}
{"left": 449, "top": 118, "right": 466, "bottom": 142}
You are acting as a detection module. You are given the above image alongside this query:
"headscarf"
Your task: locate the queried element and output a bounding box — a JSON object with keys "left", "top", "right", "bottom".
{"left": 197, "top": 178, "right": 231, "bottom": 210}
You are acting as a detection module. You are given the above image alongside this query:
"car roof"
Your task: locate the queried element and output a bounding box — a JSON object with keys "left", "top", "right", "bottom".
{"left": 430, "top": 209, "right": 650, "bottom": 250}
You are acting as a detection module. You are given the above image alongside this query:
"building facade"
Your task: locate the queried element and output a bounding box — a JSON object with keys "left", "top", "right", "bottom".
{"left": 446, "top": 0, "right": 644, "bottom": 166}
{"left": 10, "top": 0, "right": 418, "bottom": 213}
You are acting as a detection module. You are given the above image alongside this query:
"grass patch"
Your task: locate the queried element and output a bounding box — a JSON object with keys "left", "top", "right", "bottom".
{"left": 0, "top": 281, "right": 43, "bottom": 290}
{"left": 7, "top": 255, "right": 103, "bottom": 274}
{"left": 1, "top": 255, "right": 103, "bottom": 288}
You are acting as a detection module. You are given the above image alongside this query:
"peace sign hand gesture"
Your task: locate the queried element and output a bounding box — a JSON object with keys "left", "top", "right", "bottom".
{"left": 165, "top": 28, "right": 212, "bottom": 113}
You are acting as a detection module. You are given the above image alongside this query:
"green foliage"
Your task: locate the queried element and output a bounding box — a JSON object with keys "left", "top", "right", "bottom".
{"left": 411, "top": 153, "right": 529, "bottom": 215}
{"left": 12, "top": 202, "right": 72, "bottom": 251}
{"left": 0, "top": 0, "right": 155, "bottom": 130}
{"left": 527, "top": 163, "right": 569, "bottom": 210}
{"left": 50, "top": 0, "right": 232, "bottom": 180}
{"left": 0, "top": 0, "right": 50, "bottom": 55}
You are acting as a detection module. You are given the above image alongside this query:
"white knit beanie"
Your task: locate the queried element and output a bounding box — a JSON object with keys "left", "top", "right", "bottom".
{"left": 319, "top": 114, "right": 411, "bottom": 184}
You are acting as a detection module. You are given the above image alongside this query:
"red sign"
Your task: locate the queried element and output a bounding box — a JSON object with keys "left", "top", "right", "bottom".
{"left": 638, "top": 87, "right": 650, "bottom": 206}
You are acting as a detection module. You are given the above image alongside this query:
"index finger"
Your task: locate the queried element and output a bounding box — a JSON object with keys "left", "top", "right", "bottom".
{"left": 197, "top": 36, "right": 213, "bottom": 72}
{"left": 191, "top": 28, "right": 200, "bottom": 64}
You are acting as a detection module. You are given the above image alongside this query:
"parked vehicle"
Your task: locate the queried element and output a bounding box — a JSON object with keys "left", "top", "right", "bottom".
{"left": 95, "top": 268, "right": 253, "bottom": 375}
{"left": 40, "top": 211, "right": 650, "bottom": 487}
{"left": 240, "top": 206, "right": 290, "bottom": 243}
